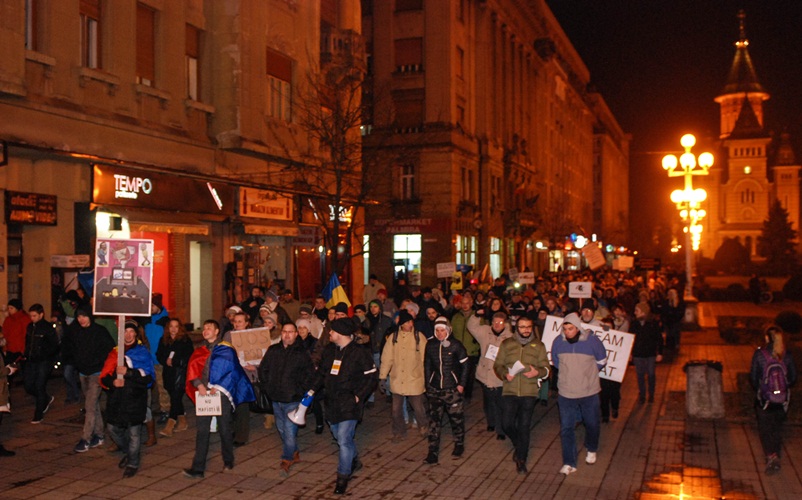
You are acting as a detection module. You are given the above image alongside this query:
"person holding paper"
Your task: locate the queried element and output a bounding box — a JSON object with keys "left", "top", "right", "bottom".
{"left": 493, "top": 316, "right": 550, "bottom": 474}
{"left": 183, "top": 320, "right": 255, "bottom": 479}
{"left": 423, "top": 316, "right": 469, "bottom": 465}
{"left": 551, "top": 313, "right": 607, "bottom": 476}
{"left": 467, "top": 311, "right": 512, "bottom": 440}
{"left": 99, "top": 321, "right": 155, "bottom": 478}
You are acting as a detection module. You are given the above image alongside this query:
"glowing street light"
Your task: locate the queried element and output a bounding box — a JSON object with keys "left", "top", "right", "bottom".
{"left": 663, "top": 133, "right": 713, "bottom": 303}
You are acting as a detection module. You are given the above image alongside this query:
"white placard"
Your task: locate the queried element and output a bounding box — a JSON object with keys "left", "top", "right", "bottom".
{"left": 437, "top": 262, "right": 457, "bottom": 278}
{"left": 568, "top": 281, "right": 593, "bottom": 298}
{"left": 583, "top": 244, "right": 606, "bottom": 270}
{"left": 508, "top": 267, "right": 519, "bottom": 281}
{"left": 195, "top": 391, "right": 222, "bottom": 416}
{"left": 517, "top": 272, "right": 535, "bottom": 284}
{"left": 484, "top": 344, "right": 499, "bottom": 361}
{"left": 540, "top": 315, "right": 634, "bottom": 383}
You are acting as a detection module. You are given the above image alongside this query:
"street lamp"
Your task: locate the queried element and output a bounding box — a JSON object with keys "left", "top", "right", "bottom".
{"left": 662, "top": 134, "right": 713, "bottom": 304}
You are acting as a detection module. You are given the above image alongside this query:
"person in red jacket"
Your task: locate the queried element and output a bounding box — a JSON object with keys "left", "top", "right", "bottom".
{"left": 2, "top": 299, "right": 30, "bottom": 363}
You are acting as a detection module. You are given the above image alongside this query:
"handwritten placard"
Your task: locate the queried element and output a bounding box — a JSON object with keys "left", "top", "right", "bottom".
{"left": 195, "top": 391, "right": 222, "bottom": 416}
{"left": 229, "top": 327, "right": 272, "bottom": 366}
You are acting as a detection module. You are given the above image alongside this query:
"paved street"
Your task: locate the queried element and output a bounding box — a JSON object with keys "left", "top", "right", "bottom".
{"left": 1, "top": 301, "right": 801, "bottom": 499}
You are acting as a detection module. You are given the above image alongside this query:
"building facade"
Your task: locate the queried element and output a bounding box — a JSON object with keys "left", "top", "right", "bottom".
{"left": 361, "top": 0, "right": 629, "bottom": 286}
{"left": 0, "top": 0, "right": 364, "bottom": 324}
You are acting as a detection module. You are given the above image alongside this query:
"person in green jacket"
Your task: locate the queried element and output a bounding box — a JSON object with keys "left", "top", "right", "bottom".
{"left": 450, "top": 295, "right": 480, "bottom": 402}
{"left": 493, "top": 316, "right": 549, "bottom": 475}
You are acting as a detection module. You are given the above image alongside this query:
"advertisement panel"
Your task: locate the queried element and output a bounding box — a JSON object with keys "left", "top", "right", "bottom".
{"left": 93, "top": 238, "right": 154, "bottom": 316}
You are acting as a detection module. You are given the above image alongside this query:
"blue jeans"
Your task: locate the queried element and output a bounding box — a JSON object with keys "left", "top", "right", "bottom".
{"left": 108, "top": 423, "right": 143, "bottom": 468}
{"left": 330, "top": 420, "right": 358, "bottom": 476}
{"left": 633, "top": 356, "right": 656, "bottom": 400}
{"left": 63, "top": 364, "right": 82, "bottom": 402}
{"left": 273, "top": 401, "right": 300, "bottom": 460}
{"left": 558, "top": 394, "right": 601, "bottom": 467}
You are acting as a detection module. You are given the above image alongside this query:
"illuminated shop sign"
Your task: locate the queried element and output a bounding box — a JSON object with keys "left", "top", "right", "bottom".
{"left": 93, "top": 164, "right": 236, "bottom": 215}
{"left": 5, "top": 191, "right": 57, "bottom": 226}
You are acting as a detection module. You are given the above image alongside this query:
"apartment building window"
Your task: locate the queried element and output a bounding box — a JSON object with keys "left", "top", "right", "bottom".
{"left": 490, "top": 237, "right": 501, "bottom": 279}
{"left": 395, "top": 38, "right": 423, "bottom": 73}
{"left": 186, "top": 24, "right": 201, "bottom": 100}
{"left": 396, "top": 0, "right": 423, "bottom": 11}
{"left": 136, "top": 3, "right": 156, "bottom": 86}
{"left": 266, "top": 48, "right": 293, "bottom": 122}
{"left": 456, "top": 235, "right": 476, "bottom": 266}
{"left": 394, "top": 98, "right": 424, "bottom": 132}
{"left": 461, "top": 167, "right": 474, "bottom": 203}
{"left": 456, "top": 46, "right": 464, "bottom": 79}
{"left": 491, "top": 175, "right": 501, "bottom": 210}
{"left": 457, "top": 0, "right": 465, "bottom": 22}
{"left": 25, "top": 0, "right": 39, "bottom": 51}
{"left": 740, "top": 189, "right": 755, "bottom": 204}
{"left": 398, "top": 164, "right": 416, "bottom": 200}
{"left": 80, "top": 0, "right": 101, "bottom": 68}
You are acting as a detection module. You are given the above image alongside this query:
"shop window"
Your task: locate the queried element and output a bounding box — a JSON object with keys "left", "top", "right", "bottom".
{"left": 267, "top": 48, "right": 293, "bottom": 121}
{"left": 80, "top": 0, "right": 101, "bottom": 68}
{"left": 186, "top": 24, "right": 201, "bottom": 100}
{"left": 136, "top": 3, "right": 156, "bottom": 86}
{"left": 490, "top": 237, "right": 501, "bottom": 279}
{"left": 456, "top": 234, "right": 476, "bottom": 266}
{"left": 393, "top": 234, "right": 422, "bottom": 276}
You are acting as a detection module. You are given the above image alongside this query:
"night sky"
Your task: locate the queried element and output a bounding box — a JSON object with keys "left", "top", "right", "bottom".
{"left": 546, "top": 0, "right": 802, "bottom": 255}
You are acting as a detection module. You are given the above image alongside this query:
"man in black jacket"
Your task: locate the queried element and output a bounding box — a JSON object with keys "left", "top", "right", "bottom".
{"left": 258, "top": 322, "right": 314, "bottom": 477}
{"left": 423, "top": 316, "right": 469, "bottom": 464}
{"left": 67, "top": 309, "right": 115, "bottom": 453}
{"left": 312, "top": 318, "right": 378, "bottom": 495}
{"left": 24, "top": 303, "right": 60, "bottom": 424}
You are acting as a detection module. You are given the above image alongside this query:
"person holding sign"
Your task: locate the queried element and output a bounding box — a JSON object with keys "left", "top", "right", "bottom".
{"left": 99, "top": 321, "right": 155, "bottom": 478}
{"left": 311, "top": 318, "right": 378, "bottom": 495}
{"left": 551, "top": 313, "right": 607, "bottom": 476}
{"left": 183, "top": 320, "right": 255, "bottom": 479}
{"left": 467, "top": 311, "right": 512, "bottom": 440}
{"left": 493, "top": 316, "right": 550, "bottom": 474}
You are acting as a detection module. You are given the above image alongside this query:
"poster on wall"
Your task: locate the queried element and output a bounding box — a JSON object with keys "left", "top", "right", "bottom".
{"left": 93, "top": 238, "right": 154, "bottom": 316}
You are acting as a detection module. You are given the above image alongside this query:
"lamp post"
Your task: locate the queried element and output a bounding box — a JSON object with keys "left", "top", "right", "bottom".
{"left": 662, "top": 134, "right": 713, "bottom": 311}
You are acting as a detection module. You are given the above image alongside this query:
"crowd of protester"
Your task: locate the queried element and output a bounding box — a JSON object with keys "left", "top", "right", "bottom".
{"left": 0, "top": 265, "right": 797, "bottom": 490}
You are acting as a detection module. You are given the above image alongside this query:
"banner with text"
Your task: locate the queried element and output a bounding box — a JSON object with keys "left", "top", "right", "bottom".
{"left": 541, "top": 315, "right": 634, "bottom": 383}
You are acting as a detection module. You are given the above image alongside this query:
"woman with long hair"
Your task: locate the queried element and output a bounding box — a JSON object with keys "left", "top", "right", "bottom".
{"left": 750, "top": 325, "right": 797, "bottom": 475}
{"left": 156, "top": 318, "right": 194, "bottom": 437}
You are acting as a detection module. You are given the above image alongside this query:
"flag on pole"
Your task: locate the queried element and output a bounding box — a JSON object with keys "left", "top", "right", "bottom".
{"left": 322, "top": 273, "right": 351, "bottom": 308}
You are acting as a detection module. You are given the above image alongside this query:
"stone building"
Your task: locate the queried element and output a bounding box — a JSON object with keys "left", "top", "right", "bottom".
{"left": 360, "top": 0, "right": 629, "bottom": 287}
{"left": 0, "top": 0, "right": 364, "bottom": 325}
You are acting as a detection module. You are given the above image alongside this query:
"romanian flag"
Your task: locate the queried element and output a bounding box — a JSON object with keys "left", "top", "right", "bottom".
{"left": 323, "top": 273, "right": 351, "bottom": 308}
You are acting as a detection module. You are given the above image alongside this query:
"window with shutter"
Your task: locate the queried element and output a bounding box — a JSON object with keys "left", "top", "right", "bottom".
{"left": 136, "top": 3, "right": 156, "bottom": 86}
{"left": 266, "top": 48, "right": 293, "bottom": 121}
{"left": 186, "top": 24, "right": 201, "bottom": 100}
{"left": 80, "top": 0, "right": 101, "bottom": 68}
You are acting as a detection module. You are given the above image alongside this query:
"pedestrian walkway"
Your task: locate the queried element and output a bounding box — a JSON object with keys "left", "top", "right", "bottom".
{"left": 1, "top": 302, "right": 801, "bottom": 499}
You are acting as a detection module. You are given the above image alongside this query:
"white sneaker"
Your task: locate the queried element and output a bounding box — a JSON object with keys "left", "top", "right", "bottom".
{"left": 586, "top": 451, "right": 597, "bottom": 464}
{"left": 559, "top": 464, "right": 577, "bottom": 475}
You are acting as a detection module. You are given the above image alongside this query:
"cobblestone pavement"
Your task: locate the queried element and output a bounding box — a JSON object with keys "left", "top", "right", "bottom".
{"left": 1, "top": 301, "right": 801, "bottom": 499}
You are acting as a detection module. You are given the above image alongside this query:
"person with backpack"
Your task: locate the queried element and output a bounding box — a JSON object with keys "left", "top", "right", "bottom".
{"left": 750, "top": 325, "right": 797, "bottom": 475}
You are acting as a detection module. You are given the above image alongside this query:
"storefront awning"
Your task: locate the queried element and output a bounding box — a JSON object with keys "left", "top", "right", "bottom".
{"left": 115, "top": 209, "right": 210, "bottom": 235}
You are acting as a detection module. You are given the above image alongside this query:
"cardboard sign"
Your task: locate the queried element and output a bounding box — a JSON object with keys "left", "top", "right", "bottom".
{"left": 583, "top": 244, "right": 606, "bottom": 270}
{"left": 195, "top": 391, "right": 222, "bottom": 416}
{"left": 517, "top": 272, "right": 535, "bottom": 284}
{"left": 437, "top": 262, "right": 457, "bottom": 278}
{"left": 540, "top": 315, "right": 634, "bottom": 383}
{"left": 568, "top": 281, "right": 593, "bottom": 299}
{"left": 93, "top": 238, "right": 154, "bottom": 316}
{"left": 229, "top": 327, "right": 272, "bottom": 366}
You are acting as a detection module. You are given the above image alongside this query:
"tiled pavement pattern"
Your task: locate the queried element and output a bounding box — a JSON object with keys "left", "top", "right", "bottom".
{"left": 1, "top": 301, "right": 801, "bottom": 499}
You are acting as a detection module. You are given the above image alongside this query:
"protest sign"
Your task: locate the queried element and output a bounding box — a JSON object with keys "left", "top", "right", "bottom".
{"left": 568, "top": 281, "right": 592, "bottom": 298}
{"left": 195, "top": 391, "right": 222, "bottom": 416}
{"left": 229, "top": 327, "right": 273, "bottom": 366}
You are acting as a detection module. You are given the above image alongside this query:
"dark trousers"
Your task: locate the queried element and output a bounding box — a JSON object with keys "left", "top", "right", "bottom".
{"left": 167, "top": 384, "right": 186, "bottom": 420}
{"left": 109, "top": 423, "right": 143, "bottom": 468}
{"left": 502, "top": 395, "right": 537, "bottom": 462}
{"left": 599, "top": 379, "right": 621, "bottom": 420}
{"left": 462, "top": 356, "right": 479, "bottom": 401}
{"left": 233, "top": 402, "right": 250, "bottom": 443}
{"left": 192, "top": 396, "right": 235, "bottom": 471}
{"left": 756, "top": 405, "right": 786, "bottom": 457}
{"left": 481, "top": 383, "right": 504, "bottom": 437}
{"left": 391, "top": 393, "right": 426, "bottom": 437}
{"left": 426, "top": 388, "right": 465, "bottom": 455}
{"left": 23, "top": 361, "right": 52, "bottom": 420}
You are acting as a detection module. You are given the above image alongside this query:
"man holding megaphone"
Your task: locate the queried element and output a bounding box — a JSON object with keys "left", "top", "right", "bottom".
{"left": 257, "top": 323, "right": 315, "bottom": 478}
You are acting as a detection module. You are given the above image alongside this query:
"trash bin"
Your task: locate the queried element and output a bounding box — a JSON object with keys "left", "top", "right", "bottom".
{"left": 683, "top": 360, "right": 725, "bottom": 419}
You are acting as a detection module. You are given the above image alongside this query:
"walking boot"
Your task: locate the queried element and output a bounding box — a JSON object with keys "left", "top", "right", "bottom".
{"left": 160, "top": 418, "right": 176, "bottom": 437}
{"left": 263, "top": 414, "right": 275, "bottom": 429}
{"left": 175, "top": 415, "right": 188, "bottom": 432}
{"left": 145, "top": 419, "right": 158, "bottom": 447}
{"left": 334, "top": 473, "right": 350, "bottom": 494}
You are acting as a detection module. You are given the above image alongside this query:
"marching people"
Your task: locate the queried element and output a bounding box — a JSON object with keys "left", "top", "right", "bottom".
{"left": 66, "top": 308, "right": 115, "bottom": 453}
{"left": 312, "top": 318, "right": 378, "bottom": 495}
{"left": 493, "top": 316, "right": 550, "bottom": 474}
{"left": 24, "top": 304, "right": 59, "bottom": 424}
{"left": 3, "top": 299, "right": 30, "bottom": 365}
{"left": 258, "top": 322, "right": 314, "bottom": 477}
{"left": 467, "top": 311, "right": 512, "bottom": 440}
{"left": 99, "top": 321, "right": 155, "bottom": 478}
{"left": 450, "top": 295, "right": 480, "bottom": 402}
{"left": 155, "top": 318, "right": 194, "bottom": 437}
{"left": 0, "top": 330, "right": 19, "bottom": 457}
{"left": 551, "top": 313, "right": 607, "bottom": 476}
{"left": 184, "top": 320, "right": 255, "bottom": 478}
{"left": 423, "top": 316, "right": 468, "bottom": 464}
{"left": 630, "top": 302, "right": 663, "bottom": 404}
{"left": 750, "top": 324, "right": 797, "bottom": 474}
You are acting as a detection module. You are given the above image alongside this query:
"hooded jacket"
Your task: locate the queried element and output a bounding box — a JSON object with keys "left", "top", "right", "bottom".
{"left": 424, "top": 333, "right": 469, "bottom": 391}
